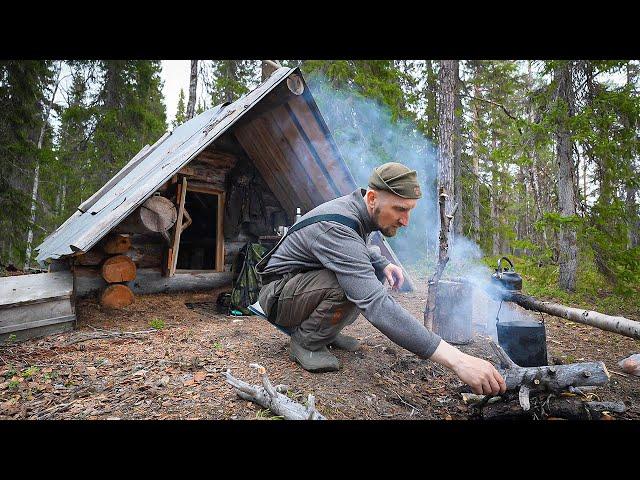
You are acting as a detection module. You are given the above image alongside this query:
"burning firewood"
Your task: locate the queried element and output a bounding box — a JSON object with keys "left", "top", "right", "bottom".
{"left": 223, "top": 364, "right": 326, "bottom": 420}
{"left": 462, "top": 340, "right": 622, "bottom": 420}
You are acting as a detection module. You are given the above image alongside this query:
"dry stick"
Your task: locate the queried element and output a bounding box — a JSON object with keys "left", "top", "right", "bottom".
{"left": 64, "top": 329, "right": 157, "bottom": 346}
{"left": 223, "top": 363, "right": 326, "bottom": 420}
{"left": 424, "top": 187, "right": 458, "bottom": 330}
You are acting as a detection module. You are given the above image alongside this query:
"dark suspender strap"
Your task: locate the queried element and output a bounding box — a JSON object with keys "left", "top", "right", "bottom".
{"left": 285, "top": 214, "right": 362, "bottom": 238}
{"left": 256, "top": 213, "right": 363, "bottom": 278}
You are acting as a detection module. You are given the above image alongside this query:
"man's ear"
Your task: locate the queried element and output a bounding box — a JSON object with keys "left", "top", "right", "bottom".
{"left": 365, "top": 189, "right": 377, "bottom": 209}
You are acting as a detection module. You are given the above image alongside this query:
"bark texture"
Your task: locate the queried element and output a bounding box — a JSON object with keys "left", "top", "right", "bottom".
{"left": 554, "top": 61, "right": 578, "bottom": 291}
{"left": 186, "top": 60, "right": 198, "bottom": 120}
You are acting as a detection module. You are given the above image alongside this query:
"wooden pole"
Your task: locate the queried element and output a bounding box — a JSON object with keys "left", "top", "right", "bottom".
{"left": 424, "top": 187, "right": 458, "bottom": 330}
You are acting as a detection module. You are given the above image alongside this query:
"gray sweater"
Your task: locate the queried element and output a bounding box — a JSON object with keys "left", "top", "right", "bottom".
{"left": 260, "top": 188, "right": 442, "bottom": 359}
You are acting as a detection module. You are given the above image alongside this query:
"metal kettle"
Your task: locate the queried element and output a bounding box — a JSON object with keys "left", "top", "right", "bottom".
{"left": 491, "top": 256, "right": 523, "bottom": 292}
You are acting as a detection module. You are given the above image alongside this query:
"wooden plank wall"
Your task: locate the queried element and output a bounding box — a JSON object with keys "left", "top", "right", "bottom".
{"left": 0, "top": 272, "right": 76, "bottom": 342}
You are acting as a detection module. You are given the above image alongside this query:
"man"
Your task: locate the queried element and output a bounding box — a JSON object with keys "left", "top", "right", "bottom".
{"left": 251, "top": 162, "right": 505, "bottom": 396}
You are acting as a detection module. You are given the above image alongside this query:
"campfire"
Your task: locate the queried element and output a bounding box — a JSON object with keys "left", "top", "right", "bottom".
{"left": 423, "top": 188, "right": 634, "bottom": 420}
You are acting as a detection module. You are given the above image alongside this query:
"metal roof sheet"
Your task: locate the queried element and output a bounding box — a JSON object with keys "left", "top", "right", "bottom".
{"left": 36, "top": 67, "right": 297, "bottom": 263}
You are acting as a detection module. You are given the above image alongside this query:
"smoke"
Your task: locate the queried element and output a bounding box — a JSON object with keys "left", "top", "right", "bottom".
{"left": 306, "top": 72, "right": 438, "bottom": 263}
{"left": 305, "top": 71, "right": 534, "bottom": 338}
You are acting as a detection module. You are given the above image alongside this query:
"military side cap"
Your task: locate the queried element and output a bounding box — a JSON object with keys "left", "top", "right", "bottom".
{"left": 368, "top": 162, "right": 422, "bottom": 199}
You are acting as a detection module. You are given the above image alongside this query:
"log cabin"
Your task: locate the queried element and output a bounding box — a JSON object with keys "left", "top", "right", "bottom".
{"left": 30, "top": 66, "right": 414, "bottom": 320}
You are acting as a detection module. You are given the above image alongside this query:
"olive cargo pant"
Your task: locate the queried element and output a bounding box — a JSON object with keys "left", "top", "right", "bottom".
{"left": 258, "top": 269, "right": 361, "bottom": 351}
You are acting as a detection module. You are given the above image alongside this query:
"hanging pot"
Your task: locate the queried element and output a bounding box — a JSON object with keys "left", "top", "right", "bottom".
{"left": 496, "top": 315, "right": 548, "bottom": 367}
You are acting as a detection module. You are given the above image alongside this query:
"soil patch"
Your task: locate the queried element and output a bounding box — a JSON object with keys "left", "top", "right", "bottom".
{"left": 1, "top": 274, "right": 638, "bottom": 420}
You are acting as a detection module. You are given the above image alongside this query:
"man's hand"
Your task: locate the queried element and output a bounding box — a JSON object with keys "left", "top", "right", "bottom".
{"left": 383, "top": 263, "right": 404, "bottom": 290}
{"left": 430, "top": 340, "right": 506, "bottom": 396}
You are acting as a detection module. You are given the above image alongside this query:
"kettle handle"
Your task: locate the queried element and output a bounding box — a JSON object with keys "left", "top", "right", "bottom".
{"left": 497, "top": 256, "right": 515, "bottom": 273}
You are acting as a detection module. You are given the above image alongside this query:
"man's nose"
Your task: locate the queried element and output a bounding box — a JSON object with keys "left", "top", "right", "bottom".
{"left": 399, "top": 214, "right": 409, "bottom": 227}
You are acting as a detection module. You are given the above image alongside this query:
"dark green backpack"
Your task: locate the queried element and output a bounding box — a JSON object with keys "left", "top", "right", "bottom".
{"left": 229, "top": 242, "right": 267, "bottom": 315}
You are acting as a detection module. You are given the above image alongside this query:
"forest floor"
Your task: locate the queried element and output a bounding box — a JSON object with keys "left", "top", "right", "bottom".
{"left": 1, "top": 273, "right": 639, "bottom": 420}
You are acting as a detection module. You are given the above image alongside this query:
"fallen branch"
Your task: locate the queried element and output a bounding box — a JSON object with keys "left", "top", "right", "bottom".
{"left": 489, "top": 340, "right": 610, "bottom": 411}
{"left": 223, "top": 364, "right": 326, "bottom": 420}
{"left": 64, "top": 328, "right": 157, "bottom": 346}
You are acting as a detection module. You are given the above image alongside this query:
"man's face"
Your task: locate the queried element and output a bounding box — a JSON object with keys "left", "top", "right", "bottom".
{"left": 367, "top": 190, "right": 417, "bottom": 237}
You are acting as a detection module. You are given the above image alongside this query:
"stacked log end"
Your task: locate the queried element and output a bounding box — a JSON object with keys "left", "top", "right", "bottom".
{"left": 95, "top": 197, "right": 177, "bottom": 309}
{"left": 99, "top": 234, "right": 135, "bottom": 309}
{"left": 100, "top": 284, "right": 135, "bottom": 309}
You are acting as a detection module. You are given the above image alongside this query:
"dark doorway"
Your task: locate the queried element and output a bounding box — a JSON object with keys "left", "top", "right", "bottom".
{"left": 176, "top": 191, "right": 218, "bottom": 270}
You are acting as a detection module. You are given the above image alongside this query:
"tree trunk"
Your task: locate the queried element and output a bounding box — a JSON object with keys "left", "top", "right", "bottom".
{"left": 101, "top": 255, "right": 137, "bottom": 283}
{"left": 471, "top": 83, "right": 481, "bottom": 243}
{"left": 100, "top": 284, "right": 135, "bottom": 309}
{"left": 24, "top": 61, "right": 62, "bottom": 270}
{"left": 186, "top": 60, "right": 198, "bottom": 120}
{"left": 437, "top": 60, "right": 457, "bottom": 248}
{"left": 432, "top": 280, "right": 473, "bottom": 344}
{"left": 626, "top": 62, "right": 639, "bottom": 248}
{"left": 453, "top": 62, "right": 463, "bottom": 238}
{"left": 424, "top": 60, "right": 438, "bottom": 141}
{"left": 554, "top": 61, "right": 578, "bottom": 291}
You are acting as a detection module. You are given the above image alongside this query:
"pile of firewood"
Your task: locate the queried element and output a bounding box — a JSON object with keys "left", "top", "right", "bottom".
{"left": 463, "top": 341, "right": 626, "bottom": 420}
{"left": 98, "top": 233, "right": 137, "bottom": 308}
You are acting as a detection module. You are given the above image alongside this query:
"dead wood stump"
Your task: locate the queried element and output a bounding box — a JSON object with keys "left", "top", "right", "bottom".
{"left": 100, "top": 284, "right": 135, "bottom": 309}
{"left": 102, "top": 234, "right": 132, "bottom": 255}
{"left": 101, "top": 255, "right": 137, "bottom": 283}
{"left": 432, "top": 280, "right": 473, "bottom": 344}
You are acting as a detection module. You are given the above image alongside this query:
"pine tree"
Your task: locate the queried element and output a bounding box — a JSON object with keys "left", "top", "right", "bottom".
{"left": 0, "top": 60, "right": 54, "bottom": 266}
{"left": 173, "top": 88, "right": 186, "bottom": 128}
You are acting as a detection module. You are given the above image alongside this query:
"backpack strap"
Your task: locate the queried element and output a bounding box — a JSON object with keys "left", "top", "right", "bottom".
{"left": 255, "top": 214, "right": 363, "bottom": 280}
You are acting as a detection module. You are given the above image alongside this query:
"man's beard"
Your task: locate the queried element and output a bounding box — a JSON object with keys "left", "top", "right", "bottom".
{"left": 373, "top": 207, "right": 399, "bottom": 237}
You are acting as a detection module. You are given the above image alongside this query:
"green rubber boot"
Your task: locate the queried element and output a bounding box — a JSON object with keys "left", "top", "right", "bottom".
{"left": 289, "top": 338, "right": 340, "bottom": 373}
{"left": 328, "top": 333, "right": 360, "bottom": 352}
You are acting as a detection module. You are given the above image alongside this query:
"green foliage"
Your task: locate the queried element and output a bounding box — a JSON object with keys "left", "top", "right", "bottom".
{"left": 21, "top": 366, "right": 39, "bottom": 378}
{"left": 173, "top": 88, "right": 186, "bottom": 128}
{"left": 149, "top": 318, "right": 165, "bottom": 330}
{"left": 207, "top": 60, "right": 257, "bottom": 106}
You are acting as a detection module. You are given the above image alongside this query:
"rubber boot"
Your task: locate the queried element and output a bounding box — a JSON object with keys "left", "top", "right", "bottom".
{"left": 328, "top": 333, "right": 360, "bottom": 352}
{"left": 289, "top": 338, "right": 340, "bottom": 373}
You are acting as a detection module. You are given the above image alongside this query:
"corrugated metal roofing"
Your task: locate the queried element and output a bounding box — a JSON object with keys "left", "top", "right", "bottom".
{"left": 35, "top": 67, "right": 298, "bottom": 263}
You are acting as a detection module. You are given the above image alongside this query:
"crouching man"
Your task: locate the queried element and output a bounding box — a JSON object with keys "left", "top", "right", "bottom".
{"left": 250, "top": 162, "right": 505, "bottom": 396}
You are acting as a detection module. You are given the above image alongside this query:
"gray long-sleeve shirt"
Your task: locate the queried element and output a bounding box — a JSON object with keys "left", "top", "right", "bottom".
{"left": 259, "top": 188, "right": 442, "bottom": 359}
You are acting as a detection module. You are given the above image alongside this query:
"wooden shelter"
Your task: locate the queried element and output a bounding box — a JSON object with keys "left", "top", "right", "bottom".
{"left": 33, "top": 66, "right": 414, "bottom": 313}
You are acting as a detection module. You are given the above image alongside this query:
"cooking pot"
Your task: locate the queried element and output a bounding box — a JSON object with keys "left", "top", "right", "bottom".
{"left": 491, "top": 256, "right": 523, "bottom": 292}
{"left": 496, "top": 316, "right": 548, "bottom": 367}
